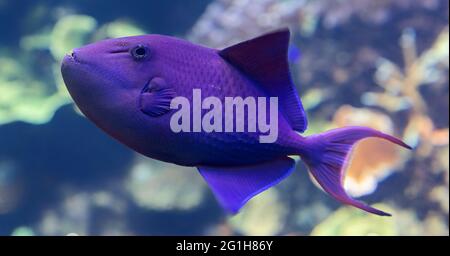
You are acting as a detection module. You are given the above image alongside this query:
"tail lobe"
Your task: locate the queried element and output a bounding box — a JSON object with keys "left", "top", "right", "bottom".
{"left": 301, "top": 126, "right": 411, "bottom": 216}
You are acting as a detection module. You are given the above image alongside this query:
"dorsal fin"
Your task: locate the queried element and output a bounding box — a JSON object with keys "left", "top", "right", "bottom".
{"left": 219, "top": 28, "right": 307, "bottom": 132}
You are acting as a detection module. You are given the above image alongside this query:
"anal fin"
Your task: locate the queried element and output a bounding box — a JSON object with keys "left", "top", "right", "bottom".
{"left": 198, "top": 157, "right": 295, "bottom": 214}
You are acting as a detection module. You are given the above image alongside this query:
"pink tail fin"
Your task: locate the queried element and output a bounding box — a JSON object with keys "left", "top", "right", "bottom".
{"left": 302, "top": 126, "right": 411, "bottom": 216}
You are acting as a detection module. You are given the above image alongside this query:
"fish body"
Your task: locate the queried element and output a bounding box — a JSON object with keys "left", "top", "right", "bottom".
{"left": 63, "top": 34, "right": 298, "bottom": 166}
{"left": 61, "top": 29, "right": 410, "bottom": 215}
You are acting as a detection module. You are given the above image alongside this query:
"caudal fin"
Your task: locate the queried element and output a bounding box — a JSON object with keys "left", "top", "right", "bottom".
{"left": 301, "top": 126, "right": 411, "bottom": 216}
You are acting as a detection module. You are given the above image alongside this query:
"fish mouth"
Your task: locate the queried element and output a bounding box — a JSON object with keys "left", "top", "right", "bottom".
{"left": 60, "top": 48, "right": 92, "bottom": 94}
{"left": 68, "top": 49, "right": 78, "bottom": 61}
{"left": 62, "top": 49, "right": 80, "bottom": 65}
{"left": 61, "top": 48, "right": 88, "bottom": 71}
{"left": 61, "top": 49, "right": 88, "bottom": 81}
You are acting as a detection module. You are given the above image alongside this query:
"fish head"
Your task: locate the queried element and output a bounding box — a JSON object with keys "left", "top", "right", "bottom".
{"left": 60, "top": 36, "right": 155, "bottom": 108}
{"left": 62, "top": 35, "right": 163, "bottom": 116}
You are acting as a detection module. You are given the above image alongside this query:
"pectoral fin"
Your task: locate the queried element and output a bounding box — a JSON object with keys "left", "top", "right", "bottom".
{"left": 198, "top": 157, "right": 295, "bottom": 214}
{"left": 139, "top": 77, "right": 175, "bottom": 117}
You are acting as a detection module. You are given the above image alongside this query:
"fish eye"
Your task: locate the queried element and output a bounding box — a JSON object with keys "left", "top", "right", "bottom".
{"left": 131, "top": 45, "right": 149, "bottom": 60}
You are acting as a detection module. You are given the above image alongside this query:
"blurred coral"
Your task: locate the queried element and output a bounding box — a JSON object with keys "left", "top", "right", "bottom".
{"left": 11, "top": 226, "right": 35, "bottom": 236}
{"left": 126, "top": 156, "right": 206, "bottom": 211}
{"left": 50, "top": 15, "right": 98, "bottom": 61}
{"left": 228, "top": 189, "right": 288, "bottom": 235}
{"left": 188, "top": 0, "right": 443, "bottom": 47}
{"left": 311, "top": 204, "right": 396, "bottom": 235}
{"left": 33, "top": 189, "right": 130, "bottom": 235}
{"left": 0, "top": 56, "right": 70, "bottom": 125}
{"left": 359, "top": 25, "right": 448, "bottom": 230}
{"left": 0, "top": 161, "right": 22, "bottom": 214}
{"left": 363, "top": 26, "right": 449, "bottom": 149}
{"left": 312, "top": 204, "right": 449, "bottom": 235}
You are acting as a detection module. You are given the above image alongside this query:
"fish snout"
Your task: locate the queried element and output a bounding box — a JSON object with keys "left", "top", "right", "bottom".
{"left": 68, "top": 48, "right": 78, "bottom": 61}
{"left": 61, "top": 48, "right": 83, "bottom": 71}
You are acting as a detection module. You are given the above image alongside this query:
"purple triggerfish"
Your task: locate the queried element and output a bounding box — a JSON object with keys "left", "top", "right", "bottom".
{"left": 61, "top": 29, "right": 411, "bottom": 216}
